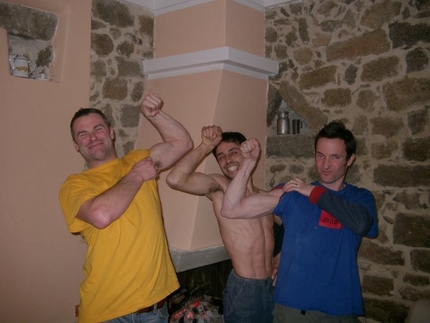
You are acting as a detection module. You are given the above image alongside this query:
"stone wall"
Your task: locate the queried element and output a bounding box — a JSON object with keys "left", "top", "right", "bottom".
{"left": 89, "top": 0, "right": 154, "bottom": 157}
{"left": 265, "top": 0, "right": 430, "bottom": 322}
{"left": 0, "top": 2, "right": 56, "bottom": 78}
{"left": 3, "top": 0, "right": 429, "bottom": 321}
{"left": 1, "top": 0, "right": 153, "bottom": 154}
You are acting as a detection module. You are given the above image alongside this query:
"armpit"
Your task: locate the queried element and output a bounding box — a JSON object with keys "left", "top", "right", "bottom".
{"left": 208, "top": 182, "right": 224, "bottom": 194}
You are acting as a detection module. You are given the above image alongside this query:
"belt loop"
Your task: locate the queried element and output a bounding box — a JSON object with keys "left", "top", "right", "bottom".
{"left": 301, "top": 309, "right": 306, "bottom": 315}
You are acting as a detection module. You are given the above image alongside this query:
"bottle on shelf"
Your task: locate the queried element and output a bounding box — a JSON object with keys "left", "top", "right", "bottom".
{"left": 277, "top": 109, "right": 290, "bottom": 135}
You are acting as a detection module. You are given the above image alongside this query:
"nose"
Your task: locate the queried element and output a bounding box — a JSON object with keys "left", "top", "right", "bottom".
{"left": 323, "top": 157, "right": 331, "bottom": 169}
{"left": 225, "top": 154, "right": 233, "bottom": 164}
{"left": 88, "top": 131, "right": 98, "bottom": 141}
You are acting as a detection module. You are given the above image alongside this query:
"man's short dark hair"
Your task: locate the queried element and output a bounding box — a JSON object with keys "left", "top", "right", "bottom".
{"left": 70, "top": 108, "right": 111, "bottom": 141}
{"left": 314, "top": 121, "right": 356, "bottom": 160}
{"left": 212, "top": 132, "right": 247, "bottom": 157}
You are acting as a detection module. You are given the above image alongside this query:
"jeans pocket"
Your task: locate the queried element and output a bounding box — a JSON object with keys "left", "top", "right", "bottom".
{"left": 156, "top": 302, "right": 169, "bottom": 320}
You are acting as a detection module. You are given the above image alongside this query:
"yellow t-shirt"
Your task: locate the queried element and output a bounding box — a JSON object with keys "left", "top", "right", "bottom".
{"left": 59, "top": 150, "right": 179, "bottom": 323}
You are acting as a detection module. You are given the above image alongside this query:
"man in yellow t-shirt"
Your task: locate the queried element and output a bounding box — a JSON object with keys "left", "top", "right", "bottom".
{"left": 59, "top": 93, "right": 192, "bottom": 323}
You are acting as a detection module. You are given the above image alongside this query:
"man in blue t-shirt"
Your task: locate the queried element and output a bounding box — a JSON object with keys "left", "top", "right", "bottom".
{"left": 221, "top": 121, "right": 378, "bottom": 323}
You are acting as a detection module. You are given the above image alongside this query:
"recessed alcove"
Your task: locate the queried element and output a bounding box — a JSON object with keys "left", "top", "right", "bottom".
{"left": 0, "top": 2, "right": 58, "bottom": 81}
{"left": 268, "top": 100, "right": 313, "bottom": 137}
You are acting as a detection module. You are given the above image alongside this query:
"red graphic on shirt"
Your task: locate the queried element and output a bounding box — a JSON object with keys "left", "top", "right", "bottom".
{"left": 319, "top": 210, "right": 342, "bottom": 229}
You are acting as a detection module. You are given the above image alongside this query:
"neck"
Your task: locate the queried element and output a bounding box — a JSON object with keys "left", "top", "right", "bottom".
{"left": 319, "top": 181, "right": 345, "bottom": 191}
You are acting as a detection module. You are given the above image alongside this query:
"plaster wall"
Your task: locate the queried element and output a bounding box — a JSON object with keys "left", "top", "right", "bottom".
{"left": 138, "top": 70, "right": 268, "bottom": 250}
{"left": 155, "top": 0, "right": 264, "bottom": 57}
{"left": 0, "top": 0, "right": 90, "bottom": 321}
{"left": 0, "top": 0, "right": 271, "bottom": 320}
{"left": 138, "top": 0, "right": 269, "bottom": 251}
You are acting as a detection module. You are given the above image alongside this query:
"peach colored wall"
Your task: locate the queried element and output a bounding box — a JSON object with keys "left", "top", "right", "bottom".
{"left": 225, "top": 0, "right": 265, "bottom": 56}
{"left": 0, "top": 0, "right": 90, "bottom": 322}
{"left": 0, "top": 0, "right": 269, "bottom": 320}
{"left": 155, "top": 0, "right": 264, "bottom": 57}
{"left": 155, "top": 0, "right": 225, "bottom": 58}
{"left": 137, "top": 70, "right": 268, "bottom": 250}
{"left": 142, "top": 0, "right": 268, "bottom": 250}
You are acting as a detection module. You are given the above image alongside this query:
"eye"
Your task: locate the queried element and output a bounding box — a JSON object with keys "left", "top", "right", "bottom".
{"left": 77, "top": 132, "right": 89, "bottom": 139}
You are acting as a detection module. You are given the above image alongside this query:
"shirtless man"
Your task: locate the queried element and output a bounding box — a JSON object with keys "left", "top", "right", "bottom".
{"left": 221, "top": 122, "right": 378, "bottom": 323}
{"left": 166, "top": 125, "right": 283, "bottom": 323}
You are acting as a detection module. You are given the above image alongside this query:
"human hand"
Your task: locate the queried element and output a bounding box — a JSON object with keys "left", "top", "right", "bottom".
{"left": 141, "top": 93, "right": 162, "bottom": 117}
{"left": 132, "top": 157, "right": 159, "bottom": 182}
{"left": 201, "top": 125, "right": 223, "bottom": 148}
{"left": 282, "top": 178, "right": 314, "bottom": 197}
{"left": 271, "top": 253, "right": 280, "bottom": 286}
{"left": 240, "top": 138, "right": 260, "bottom": 161}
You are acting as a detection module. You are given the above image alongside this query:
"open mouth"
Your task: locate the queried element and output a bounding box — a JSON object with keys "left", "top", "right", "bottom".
{"left": 226, "top": 164, "right": 238, "bottom": 172}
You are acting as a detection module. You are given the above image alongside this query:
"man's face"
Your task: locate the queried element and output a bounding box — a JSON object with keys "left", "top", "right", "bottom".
{"left": 215, "top": 141, "right": 244, "bottom": 180}
{"left": 315, "top": 137, "right": 355, "bottom": 191}
{"left": 72, "top": 113, "right": 116, "bottom": 168}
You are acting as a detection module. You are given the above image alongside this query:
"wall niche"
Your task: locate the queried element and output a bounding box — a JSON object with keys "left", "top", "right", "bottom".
{"left": 0, "top": 2, "right": 57, "bottom": 80}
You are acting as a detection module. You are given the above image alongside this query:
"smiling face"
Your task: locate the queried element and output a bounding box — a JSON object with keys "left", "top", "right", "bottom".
{"left": 315, "top": 137, "right": 355, "bottom": 191}
{"left": 72, "top": 113, "right": 117, "bottom": 168}
{"left": 214, "top": 141, "right": 244, "bottom": 180}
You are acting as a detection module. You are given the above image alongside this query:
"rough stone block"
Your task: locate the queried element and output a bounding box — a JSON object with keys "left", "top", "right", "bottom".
{"left": 362, "top": 275, "right": 394, "bottom": 296}
{"left": 393, "top": 213, "right": 430, "bottom": 248}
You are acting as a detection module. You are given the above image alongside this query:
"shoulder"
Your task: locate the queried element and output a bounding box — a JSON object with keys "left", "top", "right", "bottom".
{"left": 61, "top": 172, "right": 90, "bottom": 188}
{"left": 344, "top": 183, "right": 373, "bottom": 197}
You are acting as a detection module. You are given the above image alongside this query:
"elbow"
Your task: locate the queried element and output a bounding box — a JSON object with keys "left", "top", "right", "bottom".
{"left": 166, "top": 172, "right": 182, "bottom": 190}
{"left": 89, "top": 206, "right": 114, "bottom": 229}
{"left": 93, "top": 218, "right": 110, "bottom": 230}
{"left": 220, "top": 208, "right": 229, "bottom": 218}
{"left": 166, "top": 172, "right": 190, "bottom": 192}
{"left": 220, "top": 207, "right": 237, "bottom": 219}
{"left": 354, "top": 218, "right": 374, "bottom": 236}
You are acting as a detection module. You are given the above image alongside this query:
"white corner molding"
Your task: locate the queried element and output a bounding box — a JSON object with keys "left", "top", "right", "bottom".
{"left": 122, "top": 0, "right": 296, "bottom": 15}
{"left": 170, "top": 245, "right": 230, "bottom": 272}
{"left": 143, "top": 47, "right": 279, "bottom": 80}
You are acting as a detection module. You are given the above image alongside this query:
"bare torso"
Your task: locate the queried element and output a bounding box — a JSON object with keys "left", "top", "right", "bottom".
{"left": 208, "top": 182, "right": 275, "bottom": 280}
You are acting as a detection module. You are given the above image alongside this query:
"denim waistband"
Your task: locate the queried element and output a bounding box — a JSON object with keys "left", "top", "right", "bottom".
{"left": 230, "top": 269, "right": 273, "bottom": 286}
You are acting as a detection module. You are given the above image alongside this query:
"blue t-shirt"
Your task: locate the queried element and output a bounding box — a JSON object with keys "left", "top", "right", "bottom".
{"left": 273, "top": 182, "right": 378, "bottom": 316}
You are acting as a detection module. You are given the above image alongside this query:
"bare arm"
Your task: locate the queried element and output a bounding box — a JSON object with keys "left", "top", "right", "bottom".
{"left": 167, "top": 125, "right": 224, "bottom": 197}
{"left": 76, "top": 157, "right": 158, "bottom": 229}
{"left": 76, "top": 93, "right": 192, "bottom": 229}
{"left": 221, "top": 139, "right": 282, "bottom": 219}
{"left": 142, "top": 93, "right": 193, "bottom": 171}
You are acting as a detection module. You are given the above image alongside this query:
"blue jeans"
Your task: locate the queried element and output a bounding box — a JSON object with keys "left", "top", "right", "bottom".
{"left": 222, "top": 270, "right": 274, "bottom": 323}
{"left": 103, "top": 301, "right": 169, "bottom": 323}
{"left": 273, "top": 304, "right": 361, "bottom": 323}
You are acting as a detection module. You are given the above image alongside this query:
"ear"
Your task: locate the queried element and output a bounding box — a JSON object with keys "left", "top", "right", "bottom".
{"left": 110, "top": 128, "right": 115, "bottom": 140}
{"left": 347, "top": 153, "right": 356, "bottom": 167}
{"left": 73, "top": 140, "right": 79, "bottom": 152}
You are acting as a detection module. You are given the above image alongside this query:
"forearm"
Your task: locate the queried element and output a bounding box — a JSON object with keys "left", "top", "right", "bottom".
{"left": 310, "top": 187, "right": 375, "bottom": 235}
{"left": 77, "top": 170, "right": 144, "bottom": 229}
{"left": 166, "top": 142, "right": 215, "bottom": 194}
{"left": 221, "top": 158, "right": 255, "bottom": 217}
